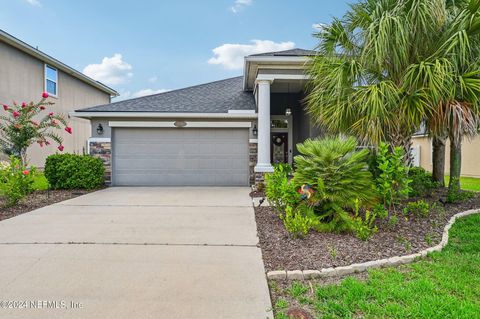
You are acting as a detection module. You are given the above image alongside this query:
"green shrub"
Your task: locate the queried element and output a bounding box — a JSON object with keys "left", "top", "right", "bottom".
{"left": 44, "top": 154, "right": 104, "bottom": 190}
{"left": 0, "top": 156, "right": 36, "bottom": 206}
{"left": 403, "top": 200, "right": 430, "bottom": 217}
{"left": 446, "top": 190, "right": 475, "bottom": 203}
{"left": 351, "top": 199, "right": 378, "bottom": 241}
{"left": 293, "top": 136, "right": 377, "bottom": 232}
{"left": 372, "top": 143, "right": 411, "bottom": 209}
{"left": 281, "top": 204, "right": 319, "bottom": 238}
{"left": 408, "top": 167, "right": 440, "bottom": 197}
{"left": 373, "top": 204, "right": 389, "bottom": 219}
{"left": 265, "top": 164, "right": 301, "bottom": 211}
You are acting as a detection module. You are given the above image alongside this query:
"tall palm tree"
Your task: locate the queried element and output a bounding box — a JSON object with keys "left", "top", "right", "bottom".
{"left": 306, "top": 0, "right": 480, "bottom": 193}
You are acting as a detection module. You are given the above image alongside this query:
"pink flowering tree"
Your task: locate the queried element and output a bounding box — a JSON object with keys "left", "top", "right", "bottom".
{"left": 0, "top": 92, "right": 72, "bottom": 165}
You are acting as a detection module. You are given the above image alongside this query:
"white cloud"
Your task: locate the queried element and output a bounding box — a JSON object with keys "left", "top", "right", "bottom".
{"left": 114, "top": 88, "right": 171, "bottom": 101}
{"left": 148, "top": 76, "right": 158, "bottom": 83}
{"left": 25, "top": 0, "right": 41, "bottom": 6}
{"left": 230, "top": 0, "right": 252, "bottom": 13}
{"left": 208, "top": 40, "right": 295, "bottom": 70}
{"left": 312, "top": 23, "right": 327, "bottom": 32}
{"left": 83, "top": 54, "right": 133, "bottom": 86}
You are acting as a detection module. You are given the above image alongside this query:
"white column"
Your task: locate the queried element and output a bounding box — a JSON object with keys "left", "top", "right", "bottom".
{"left": 255, "top": 80, "right": 274, "bottom": 173}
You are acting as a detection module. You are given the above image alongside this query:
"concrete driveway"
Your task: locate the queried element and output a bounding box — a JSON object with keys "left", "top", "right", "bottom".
{"left": 0, "top": 187, "right": 272, "bottom": 319}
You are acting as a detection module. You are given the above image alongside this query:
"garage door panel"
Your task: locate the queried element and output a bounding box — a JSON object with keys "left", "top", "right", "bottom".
{"left": 113, "top": 128, "right": 249, "bottom": 186}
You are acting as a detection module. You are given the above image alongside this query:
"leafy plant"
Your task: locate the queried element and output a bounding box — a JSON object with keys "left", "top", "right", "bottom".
{"left": 373, "top": 143, "right": 412, "bottom": 210}
{"left": 265, "top": 164, "right": 300, "bottom": 211}
{"left": 409, "top": 167, "right": 440, "bottom": 197}
{"left": 351, "top": 199, "right": 378, "bottom": 241}
{"left": 403, "top": 200, "right": 430, "bottom": 218}
{"left": 373, "top": 204, "right": 389, "bottom": 220}
{"left": 0, "top": 92, "right": 72, "bottom": 165}
{"left": 44, "top": 154, "right": 104, "bottom": 190}
{"left": 0, "top": 156, "right": 36, "bottom": 206}
{"left": 281, "top": 205, "right": 319, "bottom": 238}
{"left": 446, "top": 190, "right": 475, "bottom": 203}
{"left": 387, "top": 215, "right": 399, "bottom": 229}
{"left": 293, "top": 137, "right": 377, "bottom": 232}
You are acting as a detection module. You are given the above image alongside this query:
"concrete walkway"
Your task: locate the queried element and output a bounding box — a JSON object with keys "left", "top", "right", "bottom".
{"left": 0, "top": 187, "right": 273, "bottom": 319}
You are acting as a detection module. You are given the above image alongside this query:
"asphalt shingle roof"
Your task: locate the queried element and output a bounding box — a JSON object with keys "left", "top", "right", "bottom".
{"left": 76, "top": 76, "right": 255, "bottom": 113}
{"left": 248, "top": 48, "right": 317, "bottom": 57}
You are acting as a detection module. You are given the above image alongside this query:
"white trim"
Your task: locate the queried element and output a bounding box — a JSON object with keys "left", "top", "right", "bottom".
{"left": 109, "top": 121, "right": 175, "bottom": 128}
{"left": 227, "top": 110, "right": 256, "bottom": 114}
{"left": 249, "top": 139, "right": 258, "bottom": 143}
{"left": 44, "top": 64, "right": 58, "bottom": 98}
{"left": 71, "top": 112, "right": 258, "bottom": 119}
{"left": 255, "top": 74, "right": 310, "bottom": 83}
{"left": 108, "top": 121, "right": 252, "bottom": 128}
{"left": 271, "top": 115, "right": 293, "bottom": 165}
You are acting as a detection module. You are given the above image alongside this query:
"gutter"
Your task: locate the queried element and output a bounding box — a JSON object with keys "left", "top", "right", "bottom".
{"left": 70, "top": 111, "right": 258, "bottom": 120}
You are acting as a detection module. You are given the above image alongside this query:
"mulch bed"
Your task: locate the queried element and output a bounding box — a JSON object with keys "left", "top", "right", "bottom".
{"left": 0, "top": 189, "right": 95, "bottom": 222}
{"left": 255, "top": 189, "right": 480, "bottom": 271}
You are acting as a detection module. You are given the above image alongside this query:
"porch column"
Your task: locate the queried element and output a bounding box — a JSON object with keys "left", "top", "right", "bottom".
{"left": 255, "top": 80, "right": 274, "bottom": 173}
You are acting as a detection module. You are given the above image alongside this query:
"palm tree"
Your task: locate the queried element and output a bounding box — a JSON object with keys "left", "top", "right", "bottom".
{"left": 429, "top": 0, "right": 480, "bottom": 191}
{"left": 306, "top": 0, "right": 480, "bottom": 193}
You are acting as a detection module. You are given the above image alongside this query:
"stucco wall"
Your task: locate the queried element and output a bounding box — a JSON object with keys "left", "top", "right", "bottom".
{"left": 412, "top": 135, "right": 480, "bottom": 178}
{"left": 0, "top": 41, "right": 111, "bottom": 168}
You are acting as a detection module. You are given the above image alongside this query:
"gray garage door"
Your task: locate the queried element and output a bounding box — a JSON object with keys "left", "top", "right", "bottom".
{"left": 112, "top": 127, "right": 249, "bottom": 186}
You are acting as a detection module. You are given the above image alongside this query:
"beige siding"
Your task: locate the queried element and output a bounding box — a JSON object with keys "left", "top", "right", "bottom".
{"left": 0, "top": 41, "right": 110, "bottom": 167}
{"left": 412, "top": 135, "right": 480, "bottom": 178}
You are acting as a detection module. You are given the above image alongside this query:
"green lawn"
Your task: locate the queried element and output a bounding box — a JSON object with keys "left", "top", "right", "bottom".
{"left": 445, "top": 176, "right": 480, "bottom": 192}
{"left": 273, "top": 213, "right": 480, "bottom": 319}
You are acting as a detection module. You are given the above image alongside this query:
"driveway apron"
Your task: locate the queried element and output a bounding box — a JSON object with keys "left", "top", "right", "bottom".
{"left": 0, "top": 187, "right": 273, "bottom": 319}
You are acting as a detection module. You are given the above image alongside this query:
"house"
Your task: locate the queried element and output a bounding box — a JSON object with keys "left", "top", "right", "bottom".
{"left": 412, "top": 135, "right": 480, "bottom": 178}
{"left": 72, "top": 49, "right": 318, "bottom": 186}
{"left": 0, "top": 29, "right": 118, "bottom": 167}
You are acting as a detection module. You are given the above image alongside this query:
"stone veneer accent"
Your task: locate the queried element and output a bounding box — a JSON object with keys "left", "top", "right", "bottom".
{"left": 249, "top": 142, "right": 258, "bottom": 185}
{"left": 89, "top": 140, "right": 112, "bottom": 185}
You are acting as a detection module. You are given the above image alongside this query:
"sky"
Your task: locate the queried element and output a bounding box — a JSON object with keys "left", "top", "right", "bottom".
{"left": 0, "top": 0, "right": 352, "bottom": 101}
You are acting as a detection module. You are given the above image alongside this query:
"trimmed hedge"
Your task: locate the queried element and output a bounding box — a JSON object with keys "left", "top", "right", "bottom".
{"left": 44, "top": 154, "right": 105, "bottom": 190}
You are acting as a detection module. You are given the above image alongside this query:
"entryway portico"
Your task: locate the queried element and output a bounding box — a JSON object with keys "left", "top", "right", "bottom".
{"left": 243, "top": 50, "right": 316, "bottom": 174}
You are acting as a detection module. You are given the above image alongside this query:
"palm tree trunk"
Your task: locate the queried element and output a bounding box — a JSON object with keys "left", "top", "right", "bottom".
{"left": 448, "top": 135, "right": 462, "bottom": 194}
{"left": 432, "top": 136, "right": 446, "bottom": 187}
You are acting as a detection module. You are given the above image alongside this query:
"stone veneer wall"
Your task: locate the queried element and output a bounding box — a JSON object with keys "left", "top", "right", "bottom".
{"left": 249, "top": 142, "right": 257, "bottom": 186}
{"left": 89, "top": 140, "right": 112, "bottom": 185}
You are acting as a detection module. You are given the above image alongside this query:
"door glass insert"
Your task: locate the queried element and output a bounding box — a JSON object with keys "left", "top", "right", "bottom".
{"left": 271, "top": 119, "right": 288, "bottom": 129}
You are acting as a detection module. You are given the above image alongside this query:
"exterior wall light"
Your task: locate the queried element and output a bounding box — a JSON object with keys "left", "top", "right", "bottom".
{"left": 96, "top": 123, "right": 104, "bottom": 135}
{"left": 285, "top": 108, "right": 292, "bottom": 116}
{"left": 252, "top": 124, "right": 258, "bottom": 136}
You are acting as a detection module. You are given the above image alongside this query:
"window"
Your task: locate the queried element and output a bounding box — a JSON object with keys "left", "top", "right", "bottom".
{"left": 45, "top": 64, "right": 58, "bottom": 96}
{"left": 271, "top": 119, "right": 288, "bottom": 129}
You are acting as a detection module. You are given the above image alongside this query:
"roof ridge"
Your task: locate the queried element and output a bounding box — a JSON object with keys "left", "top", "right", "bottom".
{"left": 109, "top": 76, "right": 244, "bottom": 105}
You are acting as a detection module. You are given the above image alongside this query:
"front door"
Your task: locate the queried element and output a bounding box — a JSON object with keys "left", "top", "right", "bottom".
{"left": 271, "top": 133, "right": 288, "bottom": 164}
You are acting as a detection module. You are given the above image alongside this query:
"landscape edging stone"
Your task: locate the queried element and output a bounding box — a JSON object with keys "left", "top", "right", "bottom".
{"left": 266, "top": 209, "right": 480, "bottom": 280}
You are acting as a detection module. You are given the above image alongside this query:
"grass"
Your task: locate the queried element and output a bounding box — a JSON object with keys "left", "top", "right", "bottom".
{"left": 273, "top": 213, "right": 480, "bottom": 319}
{"left": 445, "top": 176, "right": 480, "bottom": 192}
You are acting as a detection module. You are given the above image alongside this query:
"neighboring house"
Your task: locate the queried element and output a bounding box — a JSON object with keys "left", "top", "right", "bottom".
{"left": 72, "top": 49, "right": 319, "bottom": 186}
{"left": 412, "top": 136, "right": 480, "bottom": 178}
{"left": 0, "top": 29, "right": 118, "bottom": 167}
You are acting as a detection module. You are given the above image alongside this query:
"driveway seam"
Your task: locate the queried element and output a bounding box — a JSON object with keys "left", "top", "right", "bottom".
{"left": 0, "top": 242, "right": 259, "bottom": 247}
